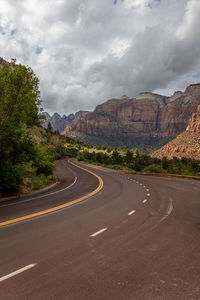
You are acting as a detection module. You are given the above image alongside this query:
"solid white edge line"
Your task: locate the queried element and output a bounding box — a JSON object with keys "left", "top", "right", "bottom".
{"left": 0, "top": 177, "right": 77, "bottom": 208}
{"left": 90, "top": 228, "right": 107, "bottom": 237}
{"left": 128, "top": 210, "right": 136, "bottom": 215}
{"left": 0, "top": 264, "right": 37, "bottom": 282}
{"left": 143, "top": 199, "right": 147, "bottom": 203}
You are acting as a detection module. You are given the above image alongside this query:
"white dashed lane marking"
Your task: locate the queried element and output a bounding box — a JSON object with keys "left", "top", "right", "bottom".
{"left": 90, "top": 228, "right": 107, "bottom": 237}
{"left": 0, "top": 264, "right": 37, "bottom": 282}
{"left": 128, "top": 210, "right": 136, "bottom": 216}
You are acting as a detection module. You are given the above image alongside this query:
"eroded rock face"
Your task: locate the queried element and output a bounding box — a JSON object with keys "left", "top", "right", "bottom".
{"left": 186, "top": 104, "right": 200, "bottom": 134}
{"left": 151, "top": 104, "right": 200, "bottom": 160}
{"left": 63, "top": 84, "right": 200, "bottom": 150}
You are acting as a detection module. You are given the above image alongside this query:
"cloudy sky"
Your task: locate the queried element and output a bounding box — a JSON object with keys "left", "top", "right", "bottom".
{"left": 0, "top": 0, "right": 200, "bottom": 115}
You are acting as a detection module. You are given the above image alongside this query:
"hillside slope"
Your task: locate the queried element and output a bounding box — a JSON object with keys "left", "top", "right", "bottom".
{"left": 151, "top": 105, "right": 200, "bottom": 160}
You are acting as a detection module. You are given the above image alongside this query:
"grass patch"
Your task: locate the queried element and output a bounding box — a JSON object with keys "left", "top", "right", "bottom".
{"left": 143, "top": 164, "right": 167, "bottom": 174}
{"left": 31, "top": 174, "right": 50, "bottom": 190}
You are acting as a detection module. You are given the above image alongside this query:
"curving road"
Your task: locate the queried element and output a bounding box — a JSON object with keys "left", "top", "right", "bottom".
{"left": 0, "top": 159, "right": 200, "bottom": 300}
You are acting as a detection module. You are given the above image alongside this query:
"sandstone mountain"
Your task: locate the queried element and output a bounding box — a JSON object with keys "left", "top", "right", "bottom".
{"left": 151, "top": 105, "right": 200, "bottom": 160}
{"left": 63, "top": 84, "right": 200, "bottom": 151}
{"left": 42, "top": 111, "right": 89, "bottom": 133}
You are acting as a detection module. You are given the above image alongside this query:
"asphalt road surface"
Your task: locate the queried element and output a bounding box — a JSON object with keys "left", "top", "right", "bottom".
{"left": 0, "top": 159, "right": 200, "bottom": 300}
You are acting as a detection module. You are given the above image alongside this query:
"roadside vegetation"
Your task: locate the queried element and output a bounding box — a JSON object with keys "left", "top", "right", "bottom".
{"left": 77, "top": 147, "right": 200, "bottom": 177}
{"left": 0, "top": 60, "right": 72, "bottom": 195}
{"left": 0, "top": 60, "right": 58, "bottom": 195}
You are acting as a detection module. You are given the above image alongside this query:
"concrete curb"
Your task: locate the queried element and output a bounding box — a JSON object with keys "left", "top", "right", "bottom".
{"left": 0, "top": 181, "right": 59, "bottom": 203}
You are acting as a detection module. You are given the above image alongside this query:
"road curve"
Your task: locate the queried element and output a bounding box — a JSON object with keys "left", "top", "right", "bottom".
{"left": 0, "top": 160, "right": 103, "bottom": 227}
{"left": 0, "top": 159, "right": 200, "bottom": 300}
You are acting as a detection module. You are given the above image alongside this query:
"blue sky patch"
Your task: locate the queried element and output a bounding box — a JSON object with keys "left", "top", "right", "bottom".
{"left": 35, "top": 47, "right": 43, "bottom": 54}
{"left": 113, "top": 0, "right": 124, "bottom": 5}
{"left": 192, "top": 74, "right": 200, "bottom": 79}
{"left": 10, "top": 29, "right": 17, "bottom": 36}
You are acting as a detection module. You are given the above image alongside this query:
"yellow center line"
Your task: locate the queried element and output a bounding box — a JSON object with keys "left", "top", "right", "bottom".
{"left": 0, "top": 160, "right": 103, "bottom": 227}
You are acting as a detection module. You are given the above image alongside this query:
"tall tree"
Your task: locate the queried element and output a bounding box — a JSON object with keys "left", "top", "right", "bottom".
{"left": 0, "top": 59, "right": 42, "bottom": 130}
{"left": 0, "top": 60, "right": 42, "bottom": 157}
{"left": 0, "top": 60, "right": 44, "bottom": 191}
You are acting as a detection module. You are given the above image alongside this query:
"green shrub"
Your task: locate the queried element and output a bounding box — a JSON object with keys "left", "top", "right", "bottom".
{"left": 180, "top": 168, "right": 194, "bottom": 176}
{"left": 110, "top": 164, "right": 123, "bottom": 170}
{"left": 129, "top": 158, "right": 145, "bottom": 171}
{"left": 0, "top": 162, "right": 24, "bottom": 192}
{"left": 143, "top": 164, "right": 167, "bottom": 173}
{"left": 125, "top": 150, "right": 133, "bottom": 164}
{"left": 33, "top": 149, "right": 55, "bottom": 176}
{"left": 31, "top": 173, "right": 49, "bottom": 190}
{"left": 111, "top": 150, "right": 123, "bottom": 164}
{"left": 161, "top": 157, "right": 170, "bottom": 170}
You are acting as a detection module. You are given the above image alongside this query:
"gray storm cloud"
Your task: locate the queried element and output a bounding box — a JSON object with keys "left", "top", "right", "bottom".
{"left": 0, "top": 0, "right": 200, "bottom": 115}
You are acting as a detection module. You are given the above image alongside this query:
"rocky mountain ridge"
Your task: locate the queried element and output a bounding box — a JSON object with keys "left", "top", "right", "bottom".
{"left": 42, "top": 111, "right": 89, "bottom": 132}
{"left": 63, "top": 84, "right": 200, "bottom": 151}
{"left": 42, "top": 112, "right": 75, "bottom": 132}
{"left": 151, "top": 105, "right": 200, "bottom": 160}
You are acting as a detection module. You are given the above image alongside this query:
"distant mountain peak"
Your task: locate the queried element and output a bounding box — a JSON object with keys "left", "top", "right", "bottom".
{"left": 41, "top": 112, "right": 75, "bottom": 132}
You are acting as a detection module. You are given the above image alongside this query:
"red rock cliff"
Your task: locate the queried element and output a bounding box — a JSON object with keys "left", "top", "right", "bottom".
{"left": 62, "top": 85, "right": 200, "bottom": 149}
{"left": 151, "top": 104, "right": 200, "bottom": 159}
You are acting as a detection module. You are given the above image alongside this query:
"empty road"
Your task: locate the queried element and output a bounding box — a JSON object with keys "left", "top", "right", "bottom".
{"left": 0, "top": 159, "right": 200, "bottom": 300}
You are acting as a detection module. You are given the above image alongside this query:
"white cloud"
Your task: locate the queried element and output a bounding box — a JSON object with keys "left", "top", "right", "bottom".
{"left": 0, "top": 0, "right": 200, "bottom": 115}
{"left": 176, "top": 0, "right": 200, "bottom": 40}
{"left": 108, "top": 38, "right": 131, "bottom": 58}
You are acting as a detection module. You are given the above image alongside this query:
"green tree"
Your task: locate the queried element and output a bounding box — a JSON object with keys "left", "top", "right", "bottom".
{"left": 0, "top": 60, "right": 41, "bottom": 130}
{"left": 111, "top": 150, "right": 123, "bottom": 165}
{"left": 161, "top": 157, "right": 170, "bottom": 170}
{"left": 125, "top": 150, "right": 133, "bottom": 164}
{"left": 33, "top": 149, "right": 55, "bottom": 176}
{"left": 0, "top": 61, "right": 41, "bottom": 160}
{"left": 0, "top": 60, "right": 44, "bottom": 192}
{"left": 47, "top": 122, "right": 53, "bottom": 132}
{"left": 95, "top": 152, "right": 104, "bottom": 164}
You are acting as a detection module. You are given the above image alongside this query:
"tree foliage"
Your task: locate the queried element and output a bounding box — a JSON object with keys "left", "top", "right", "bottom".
{"left": 0, "top": 60, "right": 41, "bottom": 130}
{"left": 0, "top": 60, "right": 55, "bottom": 192}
